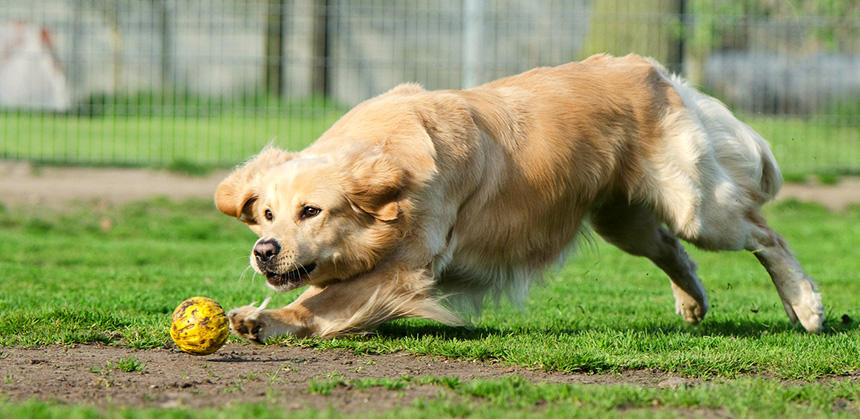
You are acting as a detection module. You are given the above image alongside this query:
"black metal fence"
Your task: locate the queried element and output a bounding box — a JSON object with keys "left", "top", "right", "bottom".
{"left": 0, "top": 0, "right": 857, "bottom": 176}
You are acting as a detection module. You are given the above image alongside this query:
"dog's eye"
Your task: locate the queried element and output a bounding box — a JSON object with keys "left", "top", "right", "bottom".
{"left": 264, "top": 209, "right": 274, "bottom": 221}
{"left": 300, "top": 206, "right": 321, "bottom": 219}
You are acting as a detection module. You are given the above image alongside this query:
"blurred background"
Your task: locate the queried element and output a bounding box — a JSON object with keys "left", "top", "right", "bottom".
{"left": 0, "top": 0, "right": 857, "bottom": 178}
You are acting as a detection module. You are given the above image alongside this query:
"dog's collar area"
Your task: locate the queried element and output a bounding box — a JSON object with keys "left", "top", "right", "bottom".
{"left": 265, "top": 263, "right": 317, "bottom": 289}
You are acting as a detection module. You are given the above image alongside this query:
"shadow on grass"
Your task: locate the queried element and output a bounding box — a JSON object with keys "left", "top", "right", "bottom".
{"left": 376, "top": 322, "right": 503, "bottom": 340}
{"left": 375, "top": 314, "right": 857, "bottom": 340}
{"left": 207, "top": 355, "right": 306, "bottom": 364}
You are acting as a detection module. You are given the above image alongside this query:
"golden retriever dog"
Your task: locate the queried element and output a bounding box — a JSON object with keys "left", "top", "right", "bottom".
{"left": 215, "top": 53, "right": 823, "bottom": 341}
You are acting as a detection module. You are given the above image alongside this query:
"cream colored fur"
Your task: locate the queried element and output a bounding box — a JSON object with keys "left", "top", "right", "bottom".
{"left": 216, "top": 54, "right": 824, "bottom": 341}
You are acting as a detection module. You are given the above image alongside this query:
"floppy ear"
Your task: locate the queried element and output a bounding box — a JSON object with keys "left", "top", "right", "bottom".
{"left": 345, "top": 154, "right": 410, "bottom": 222}
{"left": 214, "top": 146, "right": 294, "bottom": 232}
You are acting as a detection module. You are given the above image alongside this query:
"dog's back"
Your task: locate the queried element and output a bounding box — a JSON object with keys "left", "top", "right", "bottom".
{"left": 425, "top": 54, "right": 786, "bottom": 304}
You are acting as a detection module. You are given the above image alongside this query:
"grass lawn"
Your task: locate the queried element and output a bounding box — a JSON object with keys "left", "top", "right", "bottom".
{"left": 0, "top": 111, "right": 341, "bottom": 168}
{"left": 0, "top": 196, "right": 858, "bottom": 416}
{"left": 1, "top": 112, "right": 857, "bottom": 177}
{"left": 3, "top": 376, "right": 859, "bottom": 418}
{"left": 747, "top": 117, "right": 860, "bottom": 178}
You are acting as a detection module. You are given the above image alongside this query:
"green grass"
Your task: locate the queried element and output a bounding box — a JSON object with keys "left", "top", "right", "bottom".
{"left": 0, "top": 111, "right": 342, "bottom": 168}
{"left": 0, "top": 198, "right": 258, "bottom": 349}
{"left": 315, "top": 375, "right": 860, "bottom": 417}
{"left": 0, "top": 198, "right": 858, "bottom": 380}
{"left": 747, "top": 117, "right": 860, "bottom": 177}
{"left": 88, "top": 356, "right": 145, "bottom": 375}
{"left": 113, "top": 356, "right": 146, "bottom": 373}
{"left": 1, "top": 110, "right": 857, "bottom": 177}
{"left": 2, "top": 375, "right": 858, "bottom": 417}
{"left": 308, "top": 373, "right": 410, "bottom": 395}
{"left": 0, "top": 198, "right": 859, "bottom": 416}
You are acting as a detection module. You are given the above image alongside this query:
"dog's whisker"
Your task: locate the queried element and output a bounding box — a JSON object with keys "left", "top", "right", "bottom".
{"left": 298, "top": 262, "right": 310, "bottom": 278}
{"left": 237, "top": 265, "right": 254, "bottom": 283}
{"left": 250, "top": 270, "right": 263, "bottom": 285}
{"left": 287, "top": 259, "right": 299, "bottom": 275}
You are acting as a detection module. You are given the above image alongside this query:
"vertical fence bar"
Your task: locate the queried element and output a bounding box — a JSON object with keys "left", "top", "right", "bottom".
{"left": 462, "top": 0, "right": 484, "bottom": 89}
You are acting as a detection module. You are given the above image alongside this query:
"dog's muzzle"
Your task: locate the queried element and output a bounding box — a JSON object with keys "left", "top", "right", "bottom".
{"left": 253, "top": 239, "right": 317, "bottom": 289}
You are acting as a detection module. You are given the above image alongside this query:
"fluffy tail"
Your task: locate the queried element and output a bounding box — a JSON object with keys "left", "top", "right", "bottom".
{"left": 758, "top": 142, "right": 783, "bottom": 200}
{"left": 653, "top": 60, "right": 784, "bottom": 202}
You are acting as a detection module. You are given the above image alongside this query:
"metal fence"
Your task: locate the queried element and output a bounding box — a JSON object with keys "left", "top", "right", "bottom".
{"left": 0, "top": 0, "right": 857, "bottom": 176}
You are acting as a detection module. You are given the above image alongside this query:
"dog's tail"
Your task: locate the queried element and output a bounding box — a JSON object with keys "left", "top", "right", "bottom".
{"left": 653, "top": 60, "right": 784, "bottom": 202}
{"left": 757, "top": 138, "right": 783, "bottom": 200}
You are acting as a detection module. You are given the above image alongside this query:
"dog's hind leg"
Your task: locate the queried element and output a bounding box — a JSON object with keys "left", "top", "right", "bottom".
{"left": 744, "top": 212, "right": 824, "bottom": 332}
{"left": 591, "top": 200, "right": 708, "bottom": 324}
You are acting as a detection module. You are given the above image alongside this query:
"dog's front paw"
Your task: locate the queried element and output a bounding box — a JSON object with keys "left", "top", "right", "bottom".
{"left": 228, "top": 305, "right": 269, "bottom": 343}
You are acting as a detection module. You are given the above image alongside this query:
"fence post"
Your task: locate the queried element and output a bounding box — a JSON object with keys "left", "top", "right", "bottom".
{"left": 159, "top": 0, "right": 173, "bottom": 91}
{"left": 264, "top": 0, "right": 286, "bottom": 97}
{"left": 462, "top": 0, "right": 485, "bottom": 89}
{"left": 311, "top": 0, "right": 330, "bottom": 100}
{"left": 70, "top": 0, "right": 83, "bottom": 102}
{"left": 666, "top": 0, "right": 685, "bottom": 75}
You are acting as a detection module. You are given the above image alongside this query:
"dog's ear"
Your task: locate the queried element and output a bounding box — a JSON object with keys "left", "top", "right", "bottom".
{"left": 344, "top": 154, "right": 410, "bottom": 222}
{"left": 215, "top": 146, "right": 294, "bottom": 232}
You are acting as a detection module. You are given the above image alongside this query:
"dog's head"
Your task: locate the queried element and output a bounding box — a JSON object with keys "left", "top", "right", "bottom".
{"left": 215, "top": 146, "right": 411, "bottom": 292}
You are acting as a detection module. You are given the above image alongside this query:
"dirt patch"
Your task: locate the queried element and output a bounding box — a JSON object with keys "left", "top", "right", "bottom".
{"left": 777, "top": 178, "right": 860, "bottom": 211}
{"left": 1, "top": 160, "right": 859, "bottom": 211}
{"left": 0, "top": 344, "right": 691, "bottom": 412}
{"left": 0, "top": 161, "right": 229, "bottom": 209}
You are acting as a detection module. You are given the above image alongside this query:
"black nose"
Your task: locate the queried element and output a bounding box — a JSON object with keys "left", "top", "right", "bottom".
{"left": 253, "top": 239, "right": 281, "bottom": 265}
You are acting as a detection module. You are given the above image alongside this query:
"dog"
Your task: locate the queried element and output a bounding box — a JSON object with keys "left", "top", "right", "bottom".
{"left": 215, "top": 53, "right": 823, "bottom": 341}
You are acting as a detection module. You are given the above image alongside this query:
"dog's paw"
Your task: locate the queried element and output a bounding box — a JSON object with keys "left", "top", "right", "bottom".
{"left": 674, "top": 296, "right": 708, "bottom": 325}
{"left": 228, "top": 305, "right": 269, "bottom": 343}
{"left": 786, "top": 284, "right": 824, "bottom": 333}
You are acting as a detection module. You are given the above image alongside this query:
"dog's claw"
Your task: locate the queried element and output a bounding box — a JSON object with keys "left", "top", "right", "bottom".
{"left": 228, "top": 305, "right": 268, "bottom": 343}
{"left": 257, "top": 297, "right": 271, "bottom": 311}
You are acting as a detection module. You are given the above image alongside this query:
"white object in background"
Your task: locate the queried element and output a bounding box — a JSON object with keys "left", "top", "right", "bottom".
{"left": 0, "top": 21, "right": 72, "bottom": 112}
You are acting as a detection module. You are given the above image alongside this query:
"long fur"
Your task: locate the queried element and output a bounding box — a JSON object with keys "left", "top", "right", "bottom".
{"left": 217, "top": 53, "right": 823, "bottom": 340}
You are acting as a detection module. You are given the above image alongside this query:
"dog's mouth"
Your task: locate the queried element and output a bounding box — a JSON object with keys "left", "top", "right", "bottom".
{"left": 265, "top": 263, "right": 317, "bottom": 289}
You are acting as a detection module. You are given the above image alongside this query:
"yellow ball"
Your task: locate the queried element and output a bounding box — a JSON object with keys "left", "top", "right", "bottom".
{"left": 170, "top": 297, "right": 229, "bottom": 355}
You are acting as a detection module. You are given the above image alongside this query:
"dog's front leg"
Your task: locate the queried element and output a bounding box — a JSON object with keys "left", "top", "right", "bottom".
{"left": 228, "top": 288, "right": 321, "bottom": 342}
{"left": 229, "top": 266, "right": 399, "bottom": 342}
{"left": 229, "top": 264, "right": 456, "bottom": 342}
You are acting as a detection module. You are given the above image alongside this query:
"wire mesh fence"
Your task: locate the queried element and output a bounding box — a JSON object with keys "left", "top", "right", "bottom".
{"left": 0, "top": 0, "right": 857, "bottom": 176}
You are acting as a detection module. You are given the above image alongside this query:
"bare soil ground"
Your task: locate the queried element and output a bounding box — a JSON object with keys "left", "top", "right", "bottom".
{"left": 0, "top": 161, "right": 229, "bottom": 209}
{"left": 1, "top": 160, "right": 858, "bottom": 411}
{"left": 0, "top": 344, "right": 694, "bottom": 412}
